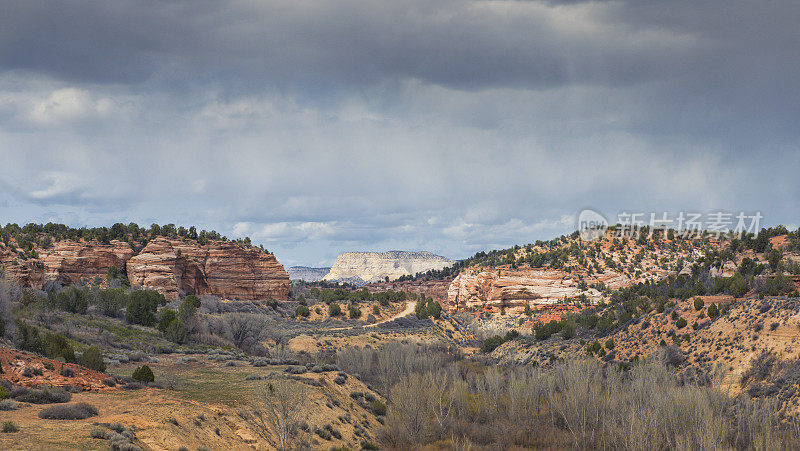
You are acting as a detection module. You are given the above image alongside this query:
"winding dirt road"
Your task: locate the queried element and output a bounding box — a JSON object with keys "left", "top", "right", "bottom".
{"left": 365, "top": 300, "right": 416, "bottom": 328}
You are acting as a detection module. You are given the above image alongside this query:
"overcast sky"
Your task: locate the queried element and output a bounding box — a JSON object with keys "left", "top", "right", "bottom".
{"left": 1, "top": 0, "right": 799, "bottom": 267}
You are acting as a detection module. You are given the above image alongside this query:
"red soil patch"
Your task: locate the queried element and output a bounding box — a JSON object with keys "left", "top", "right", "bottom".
{"left": 511, "top": 304, "right": 584, "bottom": 327}
{"left": 771, "top": 235, "right": 789, "bottom": 249}
{"left": 0, "top": 346, "right": 118, "bottom": 392}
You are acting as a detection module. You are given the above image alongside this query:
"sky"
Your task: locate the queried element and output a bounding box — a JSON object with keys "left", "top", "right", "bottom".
{"left": 1, "top": 0, "right": 799, "bottom": 267}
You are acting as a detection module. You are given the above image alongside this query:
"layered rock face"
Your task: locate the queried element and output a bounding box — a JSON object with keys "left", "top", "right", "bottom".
{"left": 43, "top": 240, "right": 135, "bottom": 287}
{"left": 446, "top": 267, "right": 630, "bottom": 311}
{"left": 323, "top": 251, "right": 453, "bottom": 285}
{"left": 0, "top": 240, "right": 134, "bottom": 289}
{"left": 287, "top": 266, "right": 331, "bottom": 282}
{"left": 0, "top": 238, "right": 289, "bottom": 301}
{"left": 0, "top": 244, "right": 44, "bottom": 288}
{"left": 127, "top": 238, "right": 289, "bottom": 300}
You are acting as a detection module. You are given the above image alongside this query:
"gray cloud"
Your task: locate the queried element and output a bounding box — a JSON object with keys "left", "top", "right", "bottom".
{"left": 0, "top": 0, "right": 798, "bottom": 266}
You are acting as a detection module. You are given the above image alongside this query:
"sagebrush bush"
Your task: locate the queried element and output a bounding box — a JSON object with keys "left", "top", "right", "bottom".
{"left": 38, "top": 402, "right": 98, "bottom": 420}
{"left": 0, "top": 399, "right": 20, "bottom": 411}
{"left": 13, "top": 387, "right": 71, "bottom": 404}
{"left": 2, "top": 421, "right": 18, "bottom": 433}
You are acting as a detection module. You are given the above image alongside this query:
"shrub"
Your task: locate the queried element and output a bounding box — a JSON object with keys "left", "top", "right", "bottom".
{"left": 693, "top": 297, "right": 704, "bottom": 311}
{"left": 38, "top": 402, "right": 98, "bottom": 420}
{"left": 561, "top": 323, "right": 576, "bottom": 339}
{"left": 126, "top": 290, "right": 165, "bottom": 326}
{"left": 2, "top": 421, "right": 18, "bottom": 433}
{"left": 61, "top": 367, "right": 75, "bottom": 377}
{"left": 0, "top": 399, "right": 20, "bottom": 411}
{"left": 178, "top": 295, "right": 201, "bottom": 320}
{"left": 295, "top": 305, "right": 310, "bottom": 317}
{"left": 81, "top": 346, "right": 106, "bottom": 372}
{"left": 107, "top": 265, "right": 128, "bottom": 285}
{"left": 426, "top": 299, "right": 442, "bottom": 319}
{"left": 370, "top": 399, "right": 387, "bottom": 416}
{"left": 15, "top": 320, "right": 43, "bottom": 354}
{"left": 676, "top": 318, "right": 687, "bottom": 329}
{"left": 349, "top": 305, "right": 362, "bottom": 319}
{"left": 0, "top": 386, "right": 8, "bottom": 399}
{"left": 372, "top": 305, "right": 380, "bottom": 316}
{"left": 54, "top": 285, "right": 89, "bottom": 314}
{"left": 157, "top": 309, "right": 178, "bottom": 333}
{"left": 587, "top": 340, "right": 602, "bottom": 355}
{"left": 14, "top": 388, "right": 71, "bottom": 404}
{"left": 90, "top": 426, "right": 108, "bottom": 439}
{"left": 165, "top": 319, "right": 188, "bottom": 344}
{"left": 328, "top": 303, "right": 342, "bottom": 317}
{"left": 42, "top": 332, "right": 76, "bottom": 363}
{"left": 659, "top": 346, "right": 685, "bottom": 367}
{"left": 132, "top": 365, "right": 155, "bottom": 383}
{"left": 94, "top": 288, "right": 129, "bottom": 317}
{"left": 414, "top": 298, "right": 442, "bottom": 320}
{"left": 481, "top": 335, "right": 505, "bottom": 353}
{"left": 707, "top": 303, "right": 720, "bottom": 318}
{"left": 605, "top": 338, "right": 615, "bottom": 350}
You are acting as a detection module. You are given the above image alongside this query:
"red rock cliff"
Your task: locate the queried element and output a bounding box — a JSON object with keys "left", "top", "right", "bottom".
{"left": 127, "top": 238, "right": 289, "bottom": 300}
{"left": 446, "top": 266, "right": 629, "bottom": 312}
{"left": 0, "top": 237, "right": 289, "bottom": 301}
{"left": 0, "top": 240, "right": 133, "bottom": 288}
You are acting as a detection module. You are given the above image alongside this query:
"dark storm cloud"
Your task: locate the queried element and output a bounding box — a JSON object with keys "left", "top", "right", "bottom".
{"left": 0, "top": 0, "right": 798, "bottom": 266}
{"left": 0, "top": 0, "right": 702, "bottom": 89}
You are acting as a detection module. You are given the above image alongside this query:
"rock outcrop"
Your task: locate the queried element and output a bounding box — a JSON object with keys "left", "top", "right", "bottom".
{"left": 127, "top": 238, "right": 289, "bottom": 300}
{"left": 446, "top": 267, "right": 630, "bottom": 311}
{"left": 287, "top": 266, "right": 331, "bottom": 282}
{"left": 0, "top": 237, "right": 289, "bottom": 301}
{"left": 43, "top": 240, "right": 136, "bottom": 287}
{"left": 1, "top": 240, "right": 134, "bottom": 289}
{"left": 323, "top": 251, "right": 453, "bottom": 285}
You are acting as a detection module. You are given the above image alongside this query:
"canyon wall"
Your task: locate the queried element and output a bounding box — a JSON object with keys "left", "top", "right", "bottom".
{"left": 323, "top": 251, "right": 453, "bottom": 285}
{"left": 446, "top": 267, "right": 630, "bottom": 311}
{"left": 0, "top": 237, "right": 289, "bottom": 301}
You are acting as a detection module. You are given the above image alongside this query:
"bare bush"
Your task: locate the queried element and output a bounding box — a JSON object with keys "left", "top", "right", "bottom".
{"left": 241, "top": 379, "right": 306, "bottom": 450}
{"left": 337, "top": 341, "right": 459, "bottom": 395}
{"left": 378, "top": 356, "right": 800, "bottom": 450}
{"left": 223, "top": 314, "right": 266, "bottom": 353}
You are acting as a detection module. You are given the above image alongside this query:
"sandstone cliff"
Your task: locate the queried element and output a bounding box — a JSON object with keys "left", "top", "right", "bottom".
{"left": 446, "top": 267, "right": 629, "bottom": 311}
{"left": 0, "top": 237, "right": 289, "bottom": 301}
{"left": 323, "top": 251, "right": 453, "bottom": 285}
{"left": 0, "top": 240, "right": 134, "bottom": 289}
{"left": 127, "top": 238, "right": 289, "bottom": 300}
